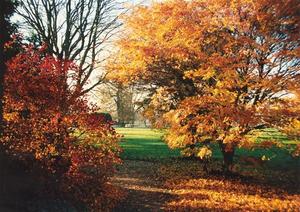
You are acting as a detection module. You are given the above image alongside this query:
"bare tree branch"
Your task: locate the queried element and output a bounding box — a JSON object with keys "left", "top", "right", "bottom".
{"left": 17, "top": 0, "right": 125, "bottom": 95}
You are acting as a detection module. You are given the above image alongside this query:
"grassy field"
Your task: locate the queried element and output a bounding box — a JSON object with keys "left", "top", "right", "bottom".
{"left": 116, "top": 127, "right": 299, "bottom": 169}
{"left": 116, "top": 128, "right": 180, "bottom": 160}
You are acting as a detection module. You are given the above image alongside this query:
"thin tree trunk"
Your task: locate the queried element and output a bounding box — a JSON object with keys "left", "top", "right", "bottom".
{"left": 219, "top": 142, "right": 235, "bottom": 173}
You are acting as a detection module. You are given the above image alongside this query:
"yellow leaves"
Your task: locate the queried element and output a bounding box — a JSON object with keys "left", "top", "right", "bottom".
{"left": 184, "top": 68, "right": 216, "bottom": 81}
{"left": 223, "top": 134, "right": 237, "bottom": 144}
{"left": 282, "top": 119, "right": 300, "bottom": 140}
{"left": 180, "top": 145, "right": 213, "bottom": 159}
{"left": 261, "top": 155, "right": 270, "bottom": 161}
{"left": 164, "top": 109, "right": 181, "bottom": 124}
{"left": 166, "top": 133, "right": 187, "bottom": 149}
{"left": 215, "top": 80, "right": 224, "bottom": 88}
{"left": 165, "top": 175, "right": 300, "bottom": 211}
{"left": 3, "top": 112, "right": 19, "bottom": 121}
{"left": 197, "top": 146, "right": 212, "bottom": 159}
{"left": 48, "top": 145, "right": 57, "bottom": 155}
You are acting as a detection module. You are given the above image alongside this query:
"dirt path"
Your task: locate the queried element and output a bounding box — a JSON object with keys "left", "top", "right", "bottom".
{"left": 112, "top": 160, "right": 175, "bottom": 212}
{"left": 0, "top": 153, "right": 176, "bottom": 211}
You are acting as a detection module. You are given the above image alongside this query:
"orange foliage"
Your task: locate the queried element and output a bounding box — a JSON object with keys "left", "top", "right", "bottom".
{"left": 165, "top": 177, "right": 300, "bottom": 211}
{"left": 107, "top": 0, "right": 300, "bottom": 170}
{"left": 157, "top": 159, "right": 300, "bottom": 211}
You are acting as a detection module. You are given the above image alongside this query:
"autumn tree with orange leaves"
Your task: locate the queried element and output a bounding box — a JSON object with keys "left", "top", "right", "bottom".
{"left": 108, "top": 0, "right": 300, "bottom": 172}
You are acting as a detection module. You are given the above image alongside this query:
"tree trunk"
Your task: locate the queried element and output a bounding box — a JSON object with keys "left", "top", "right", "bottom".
{"left": 219, "top": 142, "right": 235, "bottom": 173}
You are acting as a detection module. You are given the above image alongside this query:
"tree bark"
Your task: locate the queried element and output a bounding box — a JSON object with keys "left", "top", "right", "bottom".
{"left": 219, "top": 142, "right": 235, "bottom": 173}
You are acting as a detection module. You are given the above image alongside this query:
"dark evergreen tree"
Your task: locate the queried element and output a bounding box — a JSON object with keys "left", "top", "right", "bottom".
{"left": 0, "top": 0, "right": 18, "bottom": 134}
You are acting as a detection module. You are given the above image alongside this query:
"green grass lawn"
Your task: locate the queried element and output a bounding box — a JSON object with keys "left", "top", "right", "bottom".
{"left": 116, "top": 127, "right": 299, "bottom": 169}
{"left": 116, "top": 128, "right": 180, "bottom": 160}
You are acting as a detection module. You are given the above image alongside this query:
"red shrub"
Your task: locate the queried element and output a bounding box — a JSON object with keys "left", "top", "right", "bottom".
{"left": 2, "top": 44, "right": 122, "bottom": 211}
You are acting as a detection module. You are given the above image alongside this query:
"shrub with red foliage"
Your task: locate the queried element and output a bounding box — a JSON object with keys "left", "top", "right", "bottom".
{"left": 1, "top": 44, "right": 122, "bottom": 211}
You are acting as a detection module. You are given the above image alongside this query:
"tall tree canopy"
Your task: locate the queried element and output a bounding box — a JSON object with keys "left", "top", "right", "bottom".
{"left": 108, "top": 0, "right": 300, "bottom": 171}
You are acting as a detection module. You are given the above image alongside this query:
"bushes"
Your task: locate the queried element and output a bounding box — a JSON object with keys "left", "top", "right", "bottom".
{"left": 1, "top": 44, "right": 122, "bottom": 211}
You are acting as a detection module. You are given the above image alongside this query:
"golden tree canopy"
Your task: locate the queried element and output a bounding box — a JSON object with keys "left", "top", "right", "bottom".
{"left": 107, "top": 0, "right": 300, "bottom": 163}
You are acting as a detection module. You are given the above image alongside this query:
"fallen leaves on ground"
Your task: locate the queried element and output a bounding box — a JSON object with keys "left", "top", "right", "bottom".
{"left": 162, "top": 160, "right": 300, "bottom": 211}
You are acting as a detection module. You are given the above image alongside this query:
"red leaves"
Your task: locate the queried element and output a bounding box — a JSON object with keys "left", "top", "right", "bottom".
{"left": 2, "top": 44, "right": 122, "bottom": 210}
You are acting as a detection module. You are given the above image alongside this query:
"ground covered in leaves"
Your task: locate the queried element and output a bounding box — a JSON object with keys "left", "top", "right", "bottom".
{"left": 112, "top": 158, "right": 300, "bottom": 211}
